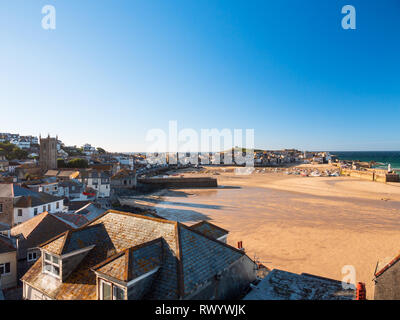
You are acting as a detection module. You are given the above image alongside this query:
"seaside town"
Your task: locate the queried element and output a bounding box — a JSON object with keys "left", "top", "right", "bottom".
{"left": 0, "top": 132, "right": 399, "bottom": 300}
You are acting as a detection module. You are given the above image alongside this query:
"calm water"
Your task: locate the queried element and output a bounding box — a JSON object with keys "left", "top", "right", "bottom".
{"left": 332, "top": 151, "right": 400, "bottom": 170}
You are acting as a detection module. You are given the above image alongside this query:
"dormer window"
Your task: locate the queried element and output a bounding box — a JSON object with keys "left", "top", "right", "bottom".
{"left": 43, "top": 252, "right": 60, "bottom": 278}
{"left": 28, "top": 252, "right": 38, "bottom": 262}
{"left": 99, "top": 279, "right": 125, "bottom": 300}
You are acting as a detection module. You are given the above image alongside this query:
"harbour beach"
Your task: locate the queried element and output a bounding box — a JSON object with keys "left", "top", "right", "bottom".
{"left": 121, "top": 165, "right": 400, "bottom": 299}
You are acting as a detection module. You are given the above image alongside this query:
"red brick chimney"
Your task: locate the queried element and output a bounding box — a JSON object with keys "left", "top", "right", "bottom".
{"left": 356, "top": 282, "right": 366, "bottom": 300}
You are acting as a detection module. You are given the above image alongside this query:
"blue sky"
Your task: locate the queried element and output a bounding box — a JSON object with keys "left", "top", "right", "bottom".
{"left": 1, "top": 0, "right": 399, "bottom": 152}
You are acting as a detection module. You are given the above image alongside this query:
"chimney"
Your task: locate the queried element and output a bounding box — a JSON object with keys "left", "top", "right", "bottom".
{"left": 356, "top": 282, "right": 366, "bottom": 300}
{"left": 237, "top": 241, "right": 244, "bottom": 251}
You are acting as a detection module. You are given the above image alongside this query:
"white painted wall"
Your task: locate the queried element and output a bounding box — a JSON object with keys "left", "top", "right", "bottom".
{"left": 13, "top": 200, "right": 65, "bottom": 224}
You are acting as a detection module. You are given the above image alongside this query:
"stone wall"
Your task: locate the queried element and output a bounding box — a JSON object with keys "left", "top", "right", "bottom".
{"left": 340, "top": 169, "right": 399, "bottom": 183}
{"left": 0, "top": 197, "right": 13, "bottom": 227}
{"left": 374, "top": 260, "right": 400, "bottom": 300}
{"left": 139, "top": 177, "right": 218, "bottom": 189}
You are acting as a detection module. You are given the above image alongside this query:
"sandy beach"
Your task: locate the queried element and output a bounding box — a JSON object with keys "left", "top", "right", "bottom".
{"left": 121, "top": 165, "right": 400, "bottom": 299}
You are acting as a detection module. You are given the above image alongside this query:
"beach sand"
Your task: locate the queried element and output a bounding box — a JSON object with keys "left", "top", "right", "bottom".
{"left": 121, "top": 165, "right": 400, "bottom": 299}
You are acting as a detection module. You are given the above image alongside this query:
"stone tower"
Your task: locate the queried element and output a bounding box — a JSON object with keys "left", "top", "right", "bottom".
{"left": 39, "top": 134, "right": 58, "bottom": 171}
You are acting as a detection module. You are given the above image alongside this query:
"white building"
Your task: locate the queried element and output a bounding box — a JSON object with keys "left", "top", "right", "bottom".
{"left": 79, "top": 170, "right": 110, "bottom": 198}
{"left": 5, "top": 185, "right": 66, "bottom": 226}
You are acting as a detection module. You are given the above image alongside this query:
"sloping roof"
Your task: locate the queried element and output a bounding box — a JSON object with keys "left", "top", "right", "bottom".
{"left": 13, "top": 191, "right": 63, "bottom": 208}
{"left": 13, "top": 185, "right": 63, "bottom": 207}
{"left": 0, "top": 184, "right": 63, "bottom": 207}
{"left": 243, "top": 269, "right": 355, "bottom": 300}
{"left": 0, "top": 235, "right": 16, "bottom": 254}
{"left": 51, "top": 212, "right": 89, "bottom": 228}
{"left": 74, "top": 203, "right": 106, "bottom": 221}
{"left": 111, "top": 169, "right": 136, "bottom": 180}
{"left": 65, "top": 201, "right": 91, "bottom": 211}
{"left": 189, "top": 221, "right": 228, "bottom": 240}
{"left": 22, "top": 210, "right": 246, "bottom": 300}
{"left": 45, "top": 170, "right": 59, "bottom": 177}
{"left": 92, "top": 238, "right": 163, "bottom": 282}
{"left": 11, "top": 212, "right": 72, "bottom": 259}
{"left": 0, "top": 222, "right": 10, "bottom": 232}
{"left": 374, "top": 252, "right": 400, "bottom": 278}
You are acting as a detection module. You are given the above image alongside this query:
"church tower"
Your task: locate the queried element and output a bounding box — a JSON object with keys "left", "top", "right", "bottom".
{"left": 39, "top": 134, "right": 58, "bottom": 171}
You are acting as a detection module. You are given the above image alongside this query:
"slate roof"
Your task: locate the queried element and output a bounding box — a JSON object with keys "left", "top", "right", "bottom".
{"left": 189, "top": 221, "right": 229, "bottom": 240}
{"left": 93, "top": 238, "right": 163, "bottom": 282}
{"left": 0, "top": 222, "right": 10, "bottom": 232}
{"left": 243, "top": 269, "right": 356, "bottom": 300}
{"left": 22, "top": 210, "right": 247, "bottom": 300}
{"left": 11, "top": 212, "right": 72, "bottom": 259}
{"left": 51, "top": 212, "right": 89, "bottom": 228}
{"left": 111, "top": 169, "right": 136, "bottom": 180}
{"left": 45, "top": 170, "right": 80, "bottom": 179}
{"left": 374, "top": 252, "right": 400, "bottom": 278}
{"left": 0, "top": 235, "right": 16, "bottom": 254}
{"left": 0, "top": 184, "right": 63, "bottom": 207}
{"left": 74, "top": 203, "right": 106, "bottom": 221}
{"left": 13, "top": 191, "right": 63, "bottom": 208}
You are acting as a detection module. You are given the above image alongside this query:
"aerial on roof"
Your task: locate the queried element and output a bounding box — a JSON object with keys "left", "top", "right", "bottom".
{"left": 22, "top": 210, "right": 248, "bottom": 300}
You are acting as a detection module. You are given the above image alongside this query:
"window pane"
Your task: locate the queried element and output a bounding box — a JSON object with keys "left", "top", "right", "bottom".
{"left": 45, "top": 253, "right": 51, "bottom": 261}
{"left": 0, "top": 265, "right": 4, "bottom": 275}
{"left": 44, "top": 262, "right": 52, "bottom": 272}
{"left": 52, "top": 256, "right": 59, "bottom": 265}
{"left": 114, "top": 286, "right": 125, "bottom": 300}
{"left": 5, "top": 263, "right": 10, "bottom": 273}
{"left": 102, "top": 282, "right": 112, "bottom": 300}
{"left": 53, "top": 266, "right": 60, "bottom": 276}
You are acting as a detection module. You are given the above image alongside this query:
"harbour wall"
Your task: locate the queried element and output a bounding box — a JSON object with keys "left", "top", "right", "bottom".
{"left": 138, "top": 177, "right": 218, "bottom": 188}
{"left": 340, "top": 168, "right": 399, "bottom": 183}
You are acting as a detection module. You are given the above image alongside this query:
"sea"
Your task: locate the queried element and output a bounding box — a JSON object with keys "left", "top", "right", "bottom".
{"left": 331, "top": 151, "right": 400, "bottom": 171}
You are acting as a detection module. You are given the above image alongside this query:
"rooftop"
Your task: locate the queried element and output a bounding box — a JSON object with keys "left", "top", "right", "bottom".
{"left": 0, "top": 235, "right": 16, "bottom": 254}
{"left": 189, "top": 221, "right": 229, "bottom": 240}
{"left": 243, "top": 269, "right": 355, "bottom": 300}
{"left": 11, "top": 212, "right": 72, "bottom": 259}
{"left": 22, "top": 210, "right": 246, "bottom": 300}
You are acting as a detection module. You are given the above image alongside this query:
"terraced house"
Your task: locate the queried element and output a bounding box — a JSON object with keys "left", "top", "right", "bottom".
{"left": 0, "top": 184, "right": 66, "bottom": 226}
{"left": 22, "top": 210, "right": 257, "bottom": 300}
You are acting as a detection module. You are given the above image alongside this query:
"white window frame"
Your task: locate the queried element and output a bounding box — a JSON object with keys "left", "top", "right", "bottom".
{"left": 0, "top": 262, "right": 11, "bottom": 276}
{"left": 99, "top": 279, "right": 125, "bottom": 300}
{"left": 43, "top": 252, "right": 61, "bottom": 279}
{"left": 27, "top": 251, "right": 38, "bottom": 262}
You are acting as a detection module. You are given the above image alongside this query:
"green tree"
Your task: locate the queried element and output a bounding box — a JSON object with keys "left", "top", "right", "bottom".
{"left": 67, "top": 158, "right": 88, "bottom": 168}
